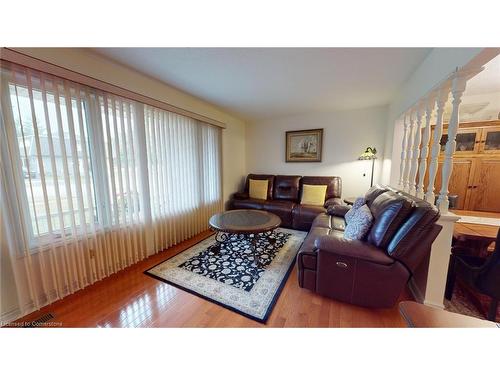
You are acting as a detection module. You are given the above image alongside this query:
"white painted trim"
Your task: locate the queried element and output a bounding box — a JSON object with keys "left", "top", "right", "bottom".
{"left": 423, "top": 300, "right": 445, "bottom": 310}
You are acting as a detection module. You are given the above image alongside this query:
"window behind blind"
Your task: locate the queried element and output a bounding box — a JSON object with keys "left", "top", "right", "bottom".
{"left": 1, "top": 61, "right": 223, "bottom": 311}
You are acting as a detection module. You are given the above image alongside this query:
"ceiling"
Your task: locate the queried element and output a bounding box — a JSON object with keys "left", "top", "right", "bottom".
{"left": 442, "top": 54, "right": 500, "bottom": 122}
{"left": 94, "top": 48, "right": 432, "bottom": 122}
{"left": 463, "top": 54, "right": 500, "bottom": 96}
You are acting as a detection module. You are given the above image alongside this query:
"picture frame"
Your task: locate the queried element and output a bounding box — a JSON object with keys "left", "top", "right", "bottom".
{"left": 285, "top": 128, "right": 323, "bottom": 162}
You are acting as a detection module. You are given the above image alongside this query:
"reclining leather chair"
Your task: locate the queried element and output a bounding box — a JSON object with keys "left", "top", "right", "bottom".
{"left": 297, "top": 186, "right": 442, "bottom": 308}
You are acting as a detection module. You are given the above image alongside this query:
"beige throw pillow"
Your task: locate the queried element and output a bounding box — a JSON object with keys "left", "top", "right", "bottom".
{"left": 249, "top": 179, "right": 268, "bottom": 200}
{"left": 301, "top": 184, "right": 327, "bottom": 206}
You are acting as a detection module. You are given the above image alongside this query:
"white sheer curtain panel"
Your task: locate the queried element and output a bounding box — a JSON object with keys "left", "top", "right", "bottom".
{"left": 144, "top": 106, "right": 222, "bottom": 251}
{"left": 0, "top": 62, "right": 223, "bottom": 321}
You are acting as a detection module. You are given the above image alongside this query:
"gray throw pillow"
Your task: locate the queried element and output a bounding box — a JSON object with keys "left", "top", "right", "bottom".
{"left": 344, "top": 204, "right": 373, "bottom": 240}
{"left": 344, "top": 197, "right": 366, "bottom": 224}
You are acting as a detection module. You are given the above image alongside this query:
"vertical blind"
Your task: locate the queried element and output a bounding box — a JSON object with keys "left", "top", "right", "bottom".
{"left": 145, "top": 106, "right": 222, "bottom": 251}
{"left": 0, "top": 62, "right": 223, "bottom": 318}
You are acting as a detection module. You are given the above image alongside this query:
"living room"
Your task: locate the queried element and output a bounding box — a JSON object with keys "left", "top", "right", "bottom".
{"left": 1, "top": 2, "right": 499, "bottom": 375}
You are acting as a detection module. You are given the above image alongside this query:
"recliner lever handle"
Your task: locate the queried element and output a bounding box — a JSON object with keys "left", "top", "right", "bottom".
{"left": 336, "top": 261, "right": 348, "bottom": 268}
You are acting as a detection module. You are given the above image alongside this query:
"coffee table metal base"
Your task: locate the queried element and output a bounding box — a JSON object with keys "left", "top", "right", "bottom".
{"left": 210, "top": 230, "right": 278, "bottom": 268}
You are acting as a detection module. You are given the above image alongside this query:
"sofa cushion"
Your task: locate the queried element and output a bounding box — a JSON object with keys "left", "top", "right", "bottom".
{"left": 365, "top": 185, "right": 390, "bottom": 207}
{"left": 263, "top": 200, "right": 296, "bottom": 228}
{"left": 312, "top": 213, "right": 332, "bottom": 229}
{"left": 244, "top": 174, "right": 275, "bottom": 200}
{"left": 367, "top": 191, "right": 414, "bottom": 249}
{"left": 331, "top": 216, "right": 347, "bottom": 232}
{"left": 301, "top": 184, "right": 327, "bottom": 206}
{"left": 344, "top": 204, "right": 373, "bottom": 240}
{"left": 387, "top": 194, "right": 440, "bottom": 270}
{"left": 249, "top": 179, "right": 268, "bottom": 200}
{"left": 292, "top": 204, "right": 327, "bottom": 231}
{"left": 231, "top": 198, "right": 266, "bottom": 210}
{"left": 273, "top": 175, "right": 301, "bottom": 201}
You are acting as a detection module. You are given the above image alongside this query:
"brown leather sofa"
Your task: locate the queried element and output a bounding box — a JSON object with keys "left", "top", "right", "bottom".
{"left": 230, "top": 174, "right": 343, "bottom": 231}
{"left": 297, "top": 185, "right": 442, "bottom": 308}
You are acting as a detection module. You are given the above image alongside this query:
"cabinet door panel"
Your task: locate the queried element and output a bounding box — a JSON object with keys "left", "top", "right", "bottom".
{"left": 424, "top": 158, "right": 474, "bottom": 209}
{"left": 439, "top": 128, "right": 481, "bottom": 155}
{"left": 470, "top": 159, "right": 500, "bottom": 212}
{"left": 479, "top": 126, "right": 500, "bottom": 154}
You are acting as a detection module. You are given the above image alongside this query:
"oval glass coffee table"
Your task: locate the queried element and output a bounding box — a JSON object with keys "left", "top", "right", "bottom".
{"left": 208, "top": 209, "right": 282, "bottom": 267}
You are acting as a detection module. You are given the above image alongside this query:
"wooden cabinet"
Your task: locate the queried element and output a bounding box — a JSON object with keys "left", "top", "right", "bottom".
{"left": 426, "top": 120, "right": 500, "bottom": 213}
{"left": 469, "top": 158, "right": 500, "bottom": 212}
{"left": 424, "top": 158, "right": 475, "bottom": 210}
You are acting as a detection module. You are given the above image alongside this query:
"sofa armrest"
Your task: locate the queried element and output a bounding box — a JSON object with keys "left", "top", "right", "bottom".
{"left": 324, "top": 197, "right": 343, "bottom": 208}
{"left": 327, "top": 204, "right": 350, "bottom": 217}
{"left": 233, "top": 192, "right": 249, "bottom": 200}
{"left": 314, "top": 235, "right": 394, "bottom": 265}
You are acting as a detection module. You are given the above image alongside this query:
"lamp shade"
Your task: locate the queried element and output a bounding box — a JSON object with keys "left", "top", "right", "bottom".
{"left": 358, "top": 147, "right": 377, "bottom": 160}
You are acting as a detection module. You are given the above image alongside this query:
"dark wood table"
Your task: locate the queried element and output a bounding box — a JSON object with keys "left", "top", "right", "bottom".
{"left": 208, "top": 210, "right": 281, "bottom": 267}
{"left": 399, "top": 301, "right": 499, "bottom": 328}
{"left": 451, "top": 210, "right": 499, "bottom": 257}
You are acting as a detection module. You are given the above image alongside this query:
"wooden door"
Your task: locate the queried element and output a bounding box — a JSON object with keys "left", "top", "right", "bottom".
{"left": 479, "top": 126, "right": 500, "bottom": 154}
{"left": 423, "top": 158, "right": 475, "bottom": 210}
{"left": 469, "top": 158, "right": 500, "bottom": 212}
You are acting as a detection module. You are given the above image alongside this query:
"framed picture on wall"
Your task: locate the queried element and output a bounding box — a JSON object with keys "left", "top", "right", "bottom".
{"left": 285, "top": 128, "right": 323, "bottom": 162}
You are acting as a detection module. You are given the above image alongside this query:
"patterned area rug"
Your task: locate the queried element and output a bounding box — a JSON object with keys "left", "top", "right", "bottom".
{"left": 444, "top": 283, "right": 499, "bottom": 323}
{"left": 145, "top": 228, "right": 306, "bottom": 323}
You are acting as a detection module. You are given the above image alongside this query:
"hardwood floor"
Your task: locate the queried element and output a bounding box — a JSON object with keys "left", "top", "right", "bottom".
{"left": 15, "top": 231, "right": 408, "bottom": 328}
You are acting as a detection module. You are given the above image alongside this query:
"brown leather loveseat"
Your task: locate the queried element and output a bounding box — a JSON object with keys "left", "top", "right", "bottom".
{"left": 297, "top": 185, "right": 442, "bottom": 308}
{"left": 229, "top": 174, "right": 343, "bottom": 231}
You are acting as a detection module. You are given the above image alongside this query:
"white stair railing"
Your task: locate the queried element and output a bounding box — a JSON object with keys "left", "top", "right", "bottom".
{"left": 394, "top": 66, "right": 484, "bottom": 309}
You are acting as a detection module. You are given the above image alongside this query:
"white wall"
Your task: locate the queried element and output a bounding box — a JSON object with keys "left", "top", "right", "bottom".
{"left": 246, "top": 105, "right": 389, "bottom": 198}
{"left": 10, "top": 48, "right": 248, "bottom": 205}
